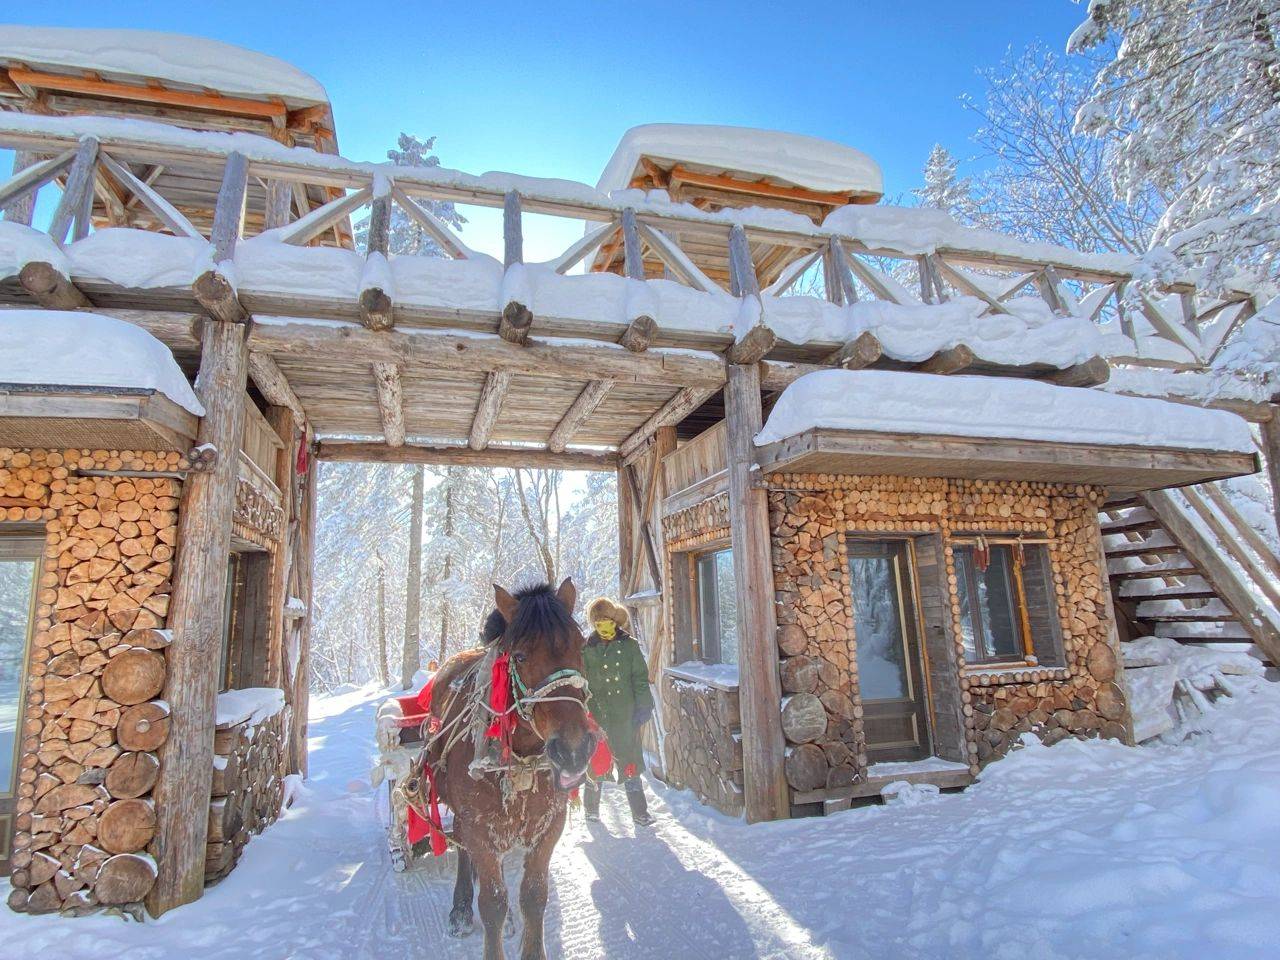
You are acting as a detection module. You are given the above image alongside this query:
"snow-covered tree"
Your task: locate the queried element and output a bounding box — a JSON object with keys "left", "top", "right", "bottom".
{"left": 355, "top": 133, "right": 466, "bottom": 257}
{"left": 915, "top": 145, "right": 980, "bottom": 224}
{"left": 1068, "top": 0, "right": 1280, "bottom": 288}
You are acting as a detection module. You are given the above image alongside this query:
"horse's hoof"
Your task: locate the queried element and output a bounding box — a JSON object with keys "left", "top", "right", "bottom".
{"left": 503, "top": 912, "right": 518, "bottom": 939}
{"left": 447, "top": 909, "right": 475, "bottom": 938}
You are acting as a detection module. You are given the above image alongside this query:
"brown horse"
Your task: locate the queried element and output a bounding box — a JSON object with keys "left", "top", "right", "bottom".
{"left": 425, "top": 579, "right": 596, "bottom": 960}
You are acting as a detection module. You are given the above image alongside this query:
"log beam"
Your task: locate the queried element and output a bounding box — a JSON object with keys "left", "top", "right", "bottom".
{"left": 47, "top": 136, "right": 99, "bottom": 243}
{"left": 547, "top": 379, "right": 614, "bottom": 453}
{"left": 317, "top": 440, "right": 617, "bottom": 471}
{"left": 725, "top": 362, "right": 789, "bottom": 822}
{"left": 247, "top": 352, "right": 305, "bottom": 425}
{"left": 620, "top": 385, "right": 720, "bottom": 461}
{"left": 359, "top": 194, "right": 394, "bottom": 330}
{"left": 371, "top": 361, "right": 406, "bottom": 446}
{"left": 822, "top": 330, "right": 882, "bottom": 370}
{"left": 192, "top": 152, "right": 248, "bottom": 324}
{"left": 18, "top": 260, "right": 91, "bottom": 309}
{"left": 147, "top": 317, "right": 250, "bottom": 916}
{"left": 1042, "top": 356, "right": 1111, "bottom": 388}
{"left": 468, "top": 370, "right": 511, "bottom": 451}
{"left": 913, "top": 345, "right": 974, "bottom": 375}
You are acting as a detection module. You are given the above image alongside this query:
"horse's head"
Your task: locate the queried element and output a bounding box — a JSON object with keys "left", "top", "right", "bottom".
{"left": 488, "top": 578, "right": 595, "bottom": 791}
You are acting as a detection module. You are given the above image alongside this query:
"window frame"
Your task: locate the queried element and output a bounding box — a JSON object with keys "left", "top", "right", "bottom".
{"left": 952, "top": 536, "right": 1054, "bottom": 668}
{"left": 688, "top": 542, "right": 737, "bottom": 666}
{"left": 0, "top": 532, "right": 42, "bottom": 805}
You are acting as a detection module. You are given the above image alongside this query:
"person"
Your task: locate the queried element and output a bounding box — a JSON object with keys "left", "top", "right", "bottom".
{"left": 581, "top": 597, "right": 655, "bottom": 828}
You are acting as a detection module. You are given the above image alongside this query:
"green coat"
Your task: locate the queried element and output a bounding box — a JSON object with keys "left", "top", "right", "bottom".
{"left": 582, "top": 628, "right": 654, "bottom": 779}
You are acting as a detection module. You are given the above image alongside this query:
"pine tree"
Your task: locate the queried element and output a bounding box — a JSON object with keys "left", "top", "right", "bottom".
{"left": 355, "top": 133, "right": 467, "bottom": 257}
{"left": 915, "top": 145, "right": 980, "bottom": 223}
{"left": 1069, "top": 0, "right": 1280, "bottom": 288}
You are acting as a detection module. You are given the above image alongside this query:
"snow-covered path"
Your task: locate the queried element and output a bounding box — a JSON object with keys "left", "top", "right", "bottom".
{"left": 6, "top": 679, "right": 1280, "bottom": 959}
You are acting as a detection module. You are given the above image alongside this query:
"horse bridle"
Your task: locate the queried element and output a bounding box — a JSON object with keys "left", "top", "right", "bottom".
{"left": 509, "top": 666, "right": 591, "bottom": 740}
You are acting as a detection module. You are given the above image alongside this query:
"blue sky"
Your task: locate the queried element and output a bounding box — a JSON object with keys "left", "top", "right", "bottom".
{"left": 8, "top": 2, "right": 1084, "bottom": 197}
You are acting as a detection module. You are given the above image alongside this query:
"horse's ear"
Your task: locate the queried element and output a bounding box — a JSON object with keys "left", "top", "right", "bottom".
{"left": 493, "top": 584, "right": 519, "bottom": 624}
{"left": 556, "top": 577, "right": 577, "bottom": 615}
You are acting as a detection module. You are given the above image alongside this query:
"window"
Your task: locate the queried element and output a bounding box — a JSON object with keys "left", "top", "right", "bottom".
{"left": 1, "top": 537, "right": 40, "bottom": 800}
{"left": 953, "top": 540, "right": 1062, "bottom": 666}
{"left": 694, "top": 548, "right": 738, "bottom": 665}
{"left": 219, "top": 548, "right": 272, "bottom": 691}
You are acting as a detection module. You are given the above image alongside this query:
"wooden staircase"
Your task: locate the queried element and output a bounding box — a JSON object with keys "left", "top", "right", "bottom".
{"left": 1102, "top": 484, "right": 1280, "bottom": 665}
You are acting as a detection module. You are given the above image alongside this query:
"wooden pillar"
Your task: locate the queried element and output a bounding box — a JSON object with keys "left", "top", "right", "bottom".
{"left": 1263, "top": 408, "right": 1280, "bottom": 541}
{"left": 289, "top": 448, "right": 317, "bottom": 776}
{"left": 146, "top": 318, "right": 250, "bottom": 916}
{"left": 2, "top": 151, "right": 37, "bottom": 224}
{"left": 724, "top": 362, "right": 789, "bottom": 822}
{"left": 618, "top": 461, "right": 637, "bottom": 598}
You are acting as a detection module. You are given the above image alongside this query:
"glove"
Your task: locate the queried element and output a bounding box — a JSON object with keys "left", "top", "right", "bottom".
{"left": 631, "top": 704, "right": 653, "bottom": 728}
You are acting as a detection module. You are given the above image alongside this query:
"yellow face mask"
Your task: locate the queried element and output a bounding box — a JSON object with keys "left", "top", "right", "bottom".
{"left": 594, "top": 619, "right": 617, "bottom": 640}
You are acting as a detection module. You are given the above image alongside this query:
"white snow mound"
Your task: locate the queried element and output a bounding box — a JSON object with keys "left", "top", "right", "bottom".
{"left": 0, "top": 25, "right": 328, "bottom": 104}
{"left": 597, "top": 123, "right": 883, "bottom": 196}
{"left": 755, "top": 369, "right": 1255, "bottom": 453}
{"left": 0, "top": 310, "right": 203, "bottom": 416}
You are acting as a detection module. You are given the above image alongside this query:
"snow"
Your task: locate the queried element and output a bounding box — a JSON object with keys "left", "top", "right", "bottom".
{"left": 0, "top": 26, "right": 328, "bottom": 104}
{"left": 0, "top": 309, "right": 203, "bottom": 416}
{"left": 666, "top": 660, "right": 741, "bottom": 690}
{"left": 214, "top": 687, "right": 286, "bottom": 729}
{"left": 867, "top": 756, "right": 970, "bottom": 778}
{"left": 7, "top": 678, "right": 1280, "bottom": 958}
{"left": 754, "top": 369, "right": 1256, "bottom": 453}
{"left": 0, "top": 221, "right": 67, "bottom": 281}
{"left": 597, "top": 123, "right": 884, "bottom": 197}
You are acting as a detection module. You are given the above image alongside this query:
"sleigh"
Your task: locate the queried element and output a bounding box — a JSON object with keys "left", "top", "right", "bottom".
{"left": 372, "top": 693, "right": 455, "bottom": 873}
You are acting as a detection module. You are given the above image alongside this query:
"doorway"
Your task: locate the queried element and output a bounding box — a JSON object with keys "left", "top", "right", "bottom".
{"left": 1, "top": 533, "right": 41, "bottom": 876}
{"left": 846, "top": 538, "right": 931, "bottom": 763}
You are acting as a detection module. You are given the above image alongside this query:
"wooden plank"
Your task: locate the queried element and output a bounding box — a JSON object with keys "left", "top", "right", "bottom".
{"left": 18, "top": 260, "right": 91, "bottom": 309}
{"left": 1143, "top": 489, "right": 1280, "bottom": 663}
{"left": 147, "top": 317, "right": 250, "bottom": 917}
{"left": 370, "top": 361, "right": 405, "bottom": 446}
{"left": 264, "top": 179, "right": 293, "bottom": 230}
{"left": 277, "top": 185, "right": 371, "bottom": 246}
{"left": 47, "top": 136, "right": 99, "bottom": 243}
{"left": 1182, "top": 487, "right": 1280, "bottom": 605}
{"left": 98, "top": 152, "right": 202, "bottom": 238}
{"left": 724, "top": 362, "right": 789, "bottom": 823}
{"left": 620, "top": 386, "right": 719, "bottom": 461}
{"left": 0, "top": 148, "right": 75, "bottom": 219}
{"left": 388, "top": 183, "right": 469, "bottom": 259}
{"left": 547, "top": 379, "right": 614, "bottom": 453}
{"left": 468, "top": 370, "right": 511, "bottom": 450}
{"left": 667, "top": 163, "right": 865, "bottom": 206}
{"left": 622, "top": 208, "right": 645, "bottom": 280}
{"left": 192, "top": 152, "right": 248, "bottom": 324}
{"left": 317, "top": 440, "right": 616, "bottom": 471}
{"left": 7, "top": 67, "right": 291, "bottom": 120}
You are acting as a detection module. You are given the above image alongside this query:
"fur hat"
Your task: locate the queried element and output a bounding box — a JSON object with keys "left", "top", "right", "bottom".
{"left": 586, "top": 596, "right": 630, "bottom": 631}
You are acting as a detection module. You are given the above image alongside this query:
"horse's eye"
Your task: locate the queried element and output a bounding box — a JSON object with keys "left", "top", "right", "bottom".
{"left": 513, "top": 653, "right": 527, "bottom": 665}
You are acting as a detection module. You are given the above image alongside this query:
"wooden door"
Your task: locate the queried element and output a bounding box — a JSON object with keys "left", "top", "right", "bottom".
{"left": 0, "top": 534, "right": 41, "bottom": 876}
{"left": 846, "top": 539, "right": 931, "bottom": 763}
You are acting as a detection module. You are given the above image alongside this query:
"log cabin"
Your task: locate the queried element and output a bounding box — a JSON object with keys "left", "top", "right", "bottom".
{"left": 0, "top": 26, "right": 1276, "bottom": 919}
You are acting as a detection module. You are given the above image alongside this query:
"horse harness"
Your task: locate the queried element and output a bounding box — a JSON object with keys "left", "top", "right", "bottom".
{"left": 400, "top": 649, "right": 592, "bottom": 835}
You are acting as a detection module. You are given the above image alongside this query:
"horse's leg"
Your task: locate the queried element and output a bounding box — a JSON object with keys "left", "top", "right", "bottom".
{"left": 518, "top": 807, "right": 566, "bottom": 960}
{"left": 447, "top": 846, "right": 476, "bottom": 938}
{"left": 472, "top": 845, "right": 509, "bottom": 960}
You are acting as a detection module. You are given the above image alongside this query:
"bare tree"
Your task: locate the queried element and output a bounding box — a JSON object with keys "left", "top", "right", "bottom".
{"left": 401, "top": 465, "right": 424, "bottom": 689}
{"left": 512, "top": 468, "right": 560, "bottom": 583}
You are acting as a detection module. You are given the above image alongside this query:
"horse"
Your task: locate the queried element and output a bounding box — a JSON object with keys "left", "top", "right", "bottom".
{"left": 421, "top": 578, "right": 596, "bottom": 960}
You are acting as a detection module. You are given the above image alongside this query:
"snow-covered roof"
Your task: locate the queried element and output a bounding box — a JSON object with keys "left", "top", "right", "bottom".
{"left": 0, "top": 309, "right": 204, "bottom": 416}
{"left": 755, "top": 369, "right": 1255, "bottom": 454}
{"left": 597, "top": 123, "right": 884, "bottom": 198}
{"left": 0, "top": 26, "right": 328, "bottom": 105}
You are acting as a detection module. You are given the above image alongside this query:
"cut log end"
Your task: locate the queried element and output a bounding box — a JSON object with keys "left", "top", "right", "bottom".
{"left": 192, "top": 269, "right": 247, "bottom": 324}
{"left": 498, "top": 301, "right": 534, "bottom": 344}
{"left": 18, "top": 260, "right": 91, "bottom": 309}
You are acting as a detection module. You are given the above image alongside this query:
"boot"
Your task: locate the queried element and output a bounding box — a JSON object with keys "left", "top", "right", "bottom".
{"left": 625, "top": 777, "right": 654, "bottom": 827}
{"left": 584, "top": 780, "right": 601, "bottom": 822}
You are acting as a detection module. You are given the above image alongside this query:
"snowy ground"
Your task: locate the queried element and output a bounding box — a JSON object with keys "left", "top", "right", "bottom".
{"left": 5, "top": 679, "right": 1280, "bottom": 960}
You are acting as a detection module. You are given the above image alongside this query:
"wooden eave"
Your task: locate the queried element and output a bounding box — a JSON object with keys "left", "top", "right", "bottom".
{"left": 754, "top": 427, "right": 1261, "bottom": 493}
{"left": 0, "top": 384, "right": 199, "bottom": 452}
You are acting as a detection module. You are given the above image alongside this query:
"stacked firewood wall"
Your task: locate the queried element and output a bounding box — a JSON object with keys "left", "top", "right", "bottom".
{"left": 660, "top": 677, "right": 744, "bottom": 816}
{"left": 206, "top": 711, "right": 286, "bottom": 884}
{"left": 4, "top": 446, "right": 185, "bottom": 916}
{"left": 766, "top": 473, "right": 1131, "bottom": 798}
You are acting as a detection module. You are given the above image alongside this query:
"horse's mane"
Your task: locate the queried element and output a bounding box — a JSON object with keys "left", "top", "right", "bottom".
{"left": 482, "top": 583, "right": 578, "bottom": 654}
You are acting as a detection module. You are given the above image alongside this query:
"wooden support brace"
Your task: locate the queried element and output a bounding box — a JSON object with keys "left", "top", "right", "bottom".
{"left": 826, "top": 238, "right": 859, "bottom": 305}
{"left": 932, "top": 258, "right": 1012, "bottom": 315}
{"left": 264, "top": 179, "right": 293, "bottom": 230}
{"left": 1042, "top": 356, "right": 1110, "bottom": 388}
{"left": 0, "top": 148, "right": 74, "bottom": 221}
{"left": 277, "top": 185, "right": 371, "bottom": 246}
{"left": 622, "top": 208, "right": 645, "bottom": 280}
{"left": 547, "top": 379, "right": 615, "bottom": 453}
{"left": 371, "top": 361, "right": 406, "bottom": 446}
{"left": 98, "top": 152, "right": 202, "bottom": 238}
{"left": 635, "top": 221, "right": 720, "bottom": 293}
{"left": 620, "top": 385, "right": 719, "bottom": 461}
{"left": 247, "top": 353, "right": 305, "bottom": 425}
{"left": 728, "top": 224, "right": 760, "bottom": 298}
{"left": 47, "top": 136, "right": 98, "bottom": 244}
{"left": 359, "top": 195, "right": 394, "bottom": 331}
{"left": 843, "top": 248, "right": 918, "bottom": 305}
{"left": 469, "top": 371, "right": 512, "bottom": 451}
{"left": 389, "top": 183, "right": 470, "bottom": 259}
{"left": 549, "top": 220, "right": 616, "bottom": 274}
{"left": 18, "top": 260, "right": 91, "bottom": 309}
{"left": 318, "top": 440, "right": 616, "bottom": 472}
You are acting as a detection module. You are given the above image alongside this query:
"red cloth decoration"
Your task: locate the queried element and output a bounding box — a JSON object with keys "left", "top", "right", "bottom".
{"left": 415, "top": 675, "right": 436, "bottom": 714}
{"left": 587, "top": 715, "right": 614, "bottom": 777}
{"left": 406, "top": 762, "right": 448, "bottom": 856}
{"left": 484, "top": 653, "right": 517, "bottom": 760}
{"left": 623, "top": 762, "right": 637, "bottom": 779}
{"left": 295, "top": 440, "right": 309, "bottom": 477}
